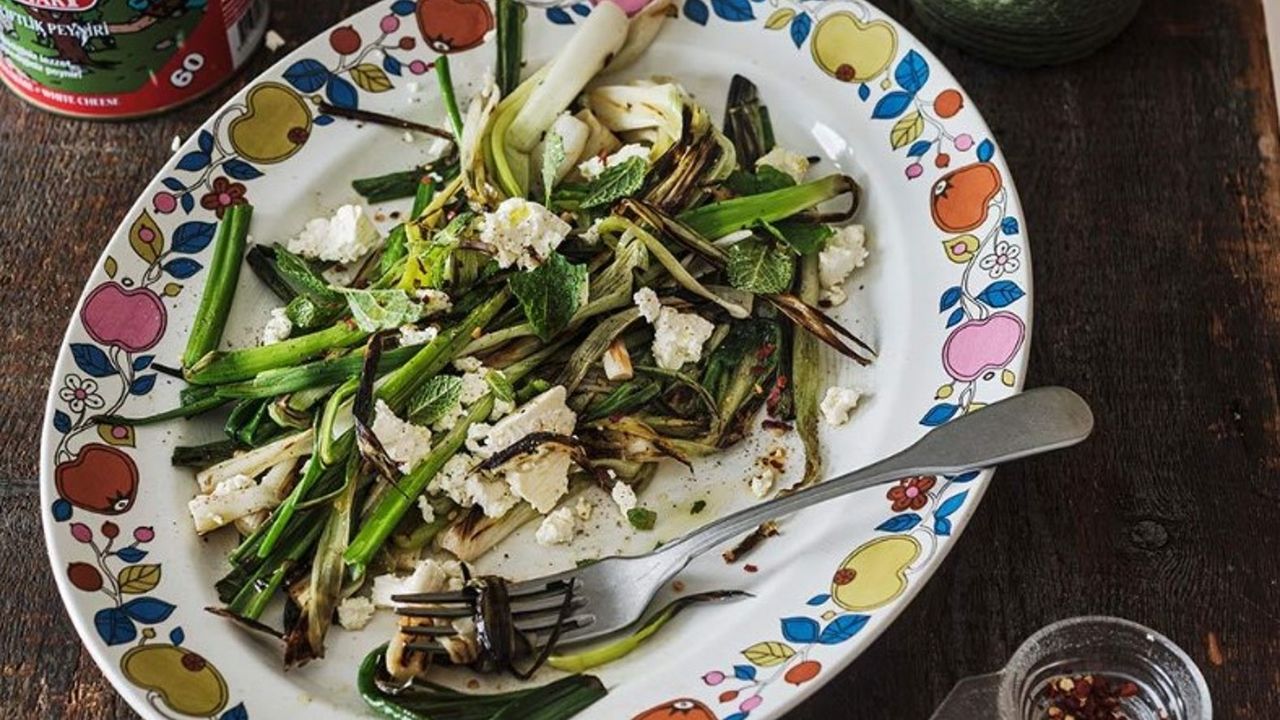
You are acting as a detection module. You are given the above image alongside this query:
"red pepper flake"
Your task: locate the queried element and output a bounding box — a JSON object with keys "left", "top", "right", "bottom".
{"left": 466, "top": 678, "right": 480, "bottom": 689}
{"left": 756, "top": 343, "right": 776, "bottom": 359}
{"left": 672, "top": 580, "right": 685, "bottom": 592}
{"left": 1036, "top": 673, "right": 1142, "bottom": 719}
{"left": 765, "top": 374, "right": 788, "bottom": 415}
{"left": 1205, "top": 632, "right": 1224, "bottom": 666}
{"left": 743, "top": 564, "right": 759, "bottom": 573}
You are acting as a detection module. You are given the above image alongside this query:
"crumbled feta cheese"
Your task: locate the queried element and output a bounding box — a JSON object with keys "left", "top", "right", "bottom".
{"left": 337, "top": 596, "right": 376, "bottom": 630}
{"left": 490, "top": 398, "right": 515, "bottom": 421}
{"left": 750, "top": 466, "right": 777, "bottom": 498}
{"left": 484, "top": 386, "right": 577, "bottom": 452}
{"left": 467, "top": 475, "right": 520, "bottom": 517}
{"left": 578, "top": 143, "right": 651, "bottom": 180}
{"left": 371, "top": 399, "right": 433, "bottom": 474}
{"left": 417, "top": 495, "right": 435, "bottom": 524}
{"left": 402, "top": 131, "right": 416, "bottom": 144}
{"left": 400, "top": 324, "right": 438, "bottom": 346}
{"left": 432, "top": 454, "right": 475, "bottom": 500}
{"left": 575, "top": 495, "right": 593, "bottom": 521}
{"left": 506, "top": 450, "right": 573, "bottom": 514}
{"left": 819, "top": 225, "right": 869, "bottom": 306}
{"left": 611, "top": 481, "right": 637, "bottom": 516}
{"left": 170, "top": 134, "right": 182, "bottom": 153}
{"left": 459, "top": 371, "right": 490, "bottom": 405}
{"left": 581, "top": 217, "right": 606, "bottom": 245}
{"left": 288, "top": 204, "right": 383, "bottom": 264}
{"left": 453, "top": 356, "right": 484, "bottom": 372}
{"left": 480, "top": 198, "right": 572, "bottom": 270}
{"left": 756, "top": 146, "right": 810, "bottom": 184}
{"left": 213, "top": 474, "right": 255, "bottom": 495}
{"left": 262, "top": 307, "right": 293, "bottom": 345}
{"left": 465, "top": 423, "right": 492, "bottom": 455}
{"left": 820, "top": 386, "right": 862, "bottom": 426}
{"left": 633, "top": 287, "right": 661, "bottom": 323}
{"left": 414, "top": 289, "right": 453, "bottom": 316}
{"left": 372, "top": 559, "right": 464, "bottom": 607}
{"left": 651, "top": 307, "right": 714, "bottom": 370}
{"left": 480, "top": 386, "right": 578, "bottom": 512}
{"left": 264, "top": 29, "right": 286, "bottom": 52}
{"left": 535, "top": 507, "right": 577, "bottom": 546}
{"left": 431, "top": 453, "right": 518, "bottom": 517}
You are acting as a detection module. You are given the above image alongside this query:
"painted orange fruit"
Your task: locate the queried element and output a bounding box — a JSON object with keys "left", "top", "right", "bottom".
{"left": 930, "top": 163, "right": 1003, "bottom": 233}
{"left": 55, "top": 444, "right": 139, "bottom": 514}
{"left": 416, "top": 0, "right": 494, "bottom": 54}
{"left": 934, "top": 89, "right": 964, "bottom": 118}
{"left": 632, "top": 698, "right": 719, "bottom": 720}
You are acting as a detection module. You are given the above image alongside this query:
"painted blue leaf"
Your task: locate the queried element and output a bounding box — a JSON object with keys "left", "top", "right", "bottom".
{"left": 546, "top": 7, "right": 574, "bottom": 23}
{"left": 94, "top": 607, "right": 136, "bottom": 646}
{"left": 121, "top": 597, "right": 176, "bottom": 624}
{"left": 1001, "top": 216, "right": 1020, "bottom": 235}
{"left": 70, "top": 344, "right": 115, "bottom": 378}
{"left": 180, "top": 193, "right": 194, "bottom": 213}
{"left": 382, "top": 54, "right": 402, "bottom": 76}
{"left": 907, "top": 140, "right": 932, "bottom": 158}
{"left": 712, "top": 0, "right": 753, "bottom": 21}
{"left": 683, "top": 0, "right": 709, "bottom": 25}
{"left": 946, "top": 307, "right": 965, "bottom": 328}
{"left": 390, "top": 0, "right": 416, "bottom": 16}
{"left": 161, "top": 177, "right": 185, "bottom": 191}
{"left": 314, "top": 114, "right": 334, "bottom": 126}
{"left": 733, "top": 664, "right": 757, "bottom": 681}
{"left": 875, "top": 513, "right": 922, "bottom": 532}
{"left": 220, "top": 703, "right": 249, "bottom": 720}
{"left": 197, "top": 130, "right": 214, "bottom": 154}
{"left": 170, "top": 221, "right": 216, "bottom": 253}
{"left": 284, "top": 58, "right": 330, "bottom": 93}
{"left": 326, "top": 74, "right": 359, "bottom": 110}
{"left": 894, "top": 50, "right": 930, "bottom": 94}
{"left": 53, "top": 410, "right": 71, "bottom": 433}
{"left": 977, "top": 139, "right": 995, "bottom": 162}
{"left": 806, "top": 593, "right": 830, "bottom": 606}
{"left": 163, "top": 258, "right": 203, "bottom": 279}
{"left": 780, "top": 616, "right": 820, "bottom": 643}
{"left": 871, "top": 91, "right": 913, "bottom": 119}
{"left": 819, "top": 614, "right": 870, "bottom": 644}
{"left": 976, "top": 280, "right": 1025, "bottom": 308}
{"left": 132, "top": 355, "right": 155, "bottom": 371}
{"left": 790, "top": 12, "right": 811, "bottom": 47}
{"left": 935, "top": 490, "right": 969, "bottom": 520}
{"left": 724, "top": 714, "right": 749, "bottom": 720}
{"left": 858, "top": 83, "right": 870, "bottom": 101}
{"left": 950, "top": 470, "right": 980, "bottom": 483}
{"left": 571, "top": 2, "right": 590, "bottom": 15}
{"left": 939, "top": 285, "right": 962, "bottom": 312}
{"left": 130, "top": 374, "right": 157, "bottom": 396}
{"left": 115, "top": 547, "right": 147, "bottom": 563}
{"left": 52, "top": 499, "right": 72, "bottom": 522}
{"left": 176, "top": 151, "right": 210, "bottom": 171}
{"left": 935, "top": 517, "right": 953, "bottom": 536}
{"left": 920, "top": 403, "right": 959, "bottom": 427}
{"left": 223, "top": 159, "right": 263, "bottom": 181}
{"left": 169, "top": 626, "right": 185, "bottom": 646}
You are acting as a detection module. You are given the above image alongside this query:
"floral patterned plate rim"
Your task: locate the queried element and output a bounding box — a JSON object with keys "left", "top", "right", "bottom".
{"left": 39, "top": 1, "right": 1030, "bottom": 718}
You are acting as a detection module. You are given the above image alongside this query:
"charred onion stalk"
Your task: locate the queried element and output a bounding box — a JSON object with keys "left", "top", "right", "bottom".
{"left": 722, "top": 74, "right": 774, "bottom": 167}
{"left": 182, "top": 204, "right": 253, "bottom": 368}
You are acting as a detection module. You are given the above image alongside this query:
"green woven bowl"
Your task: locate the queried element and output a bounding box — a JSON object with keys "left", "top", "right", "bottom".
{"left": 908, "top": 0, "right": 1143, "bottom": 66}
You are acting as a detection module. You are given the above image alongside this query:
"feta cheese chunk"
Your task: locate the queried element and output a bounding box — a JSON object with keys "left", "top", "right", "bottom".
{"left": 372, "top": 559, "right": 464, "bottom": 608}
{"left": 651, "top": 307, "right": 715, "bottom": 370}
{"left": 578, "top": 143, "right": 651, "bottom": 180}
{"left": 575, "top": 495, "right": 593, "bottom": 521}
{"left": 261, "top": 307, "right": 293, "bottom": 345}
{"left": 483, "top": 386, "right": 577, "bottom": 453}
{"left": 581, "top": 217, "right": 606, "bottom": 245}
{"left": 820, "top": 386, "right": 862, "bottom": 426}
{"left": 417, "top": 495, "right": 436, "bottom": 524}
{"left": 415, "top": 289, "right": 453, "bottom": 316}
{"left": 480, "top": 386, "right": 578, "bottom": 513}
{"left": 611, "top": 481, "right": 637, "bottom": 516}
{"left": 633, "top": 287, "right": 661, "bottom": 323}
{"left": 507, "top": 450, "right": 574, "bottom": 514}
{"left": 756, "top": 146, "right": 810, "bottom": 184}
{"left": 535, "top": 507, "right": 577, "bottom": 546}
{"left": 453, "top": 356, "right": 484, "bottom": 372}
{"left": 399, "top": 324, "right": 438, "bottom": 346}
{"left": 818, "top": 225, "right": 869, "bottom": 307}
{"left": 371, "top": 399, "right": 433, "bottom": 474}
{"left": 433, "top": 453, "right": 520, "bottom": 518}
{"left": 337, "top": 596, "right": 376, "bottom": 630}
{"left": 287, "top": 204, "right": 382, "bottom": 264}
{"left": 480, "top": 198, "right": 572, "bottom": 271}
{"left": 750, "top": 467, "right": 777, "bottom": 498}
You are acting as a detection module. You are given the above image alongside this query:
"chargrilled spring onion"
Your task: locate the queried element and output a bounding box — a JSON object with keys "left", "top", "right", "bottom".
{"left": 245, "top": 245, "right": 297, "bottom": 303}
{"left": 291, "top": 452, "right": 362, "bottom": 664}
{"left": 216, "top": 342, "right": 424, "bottom": 399}
{"left": 549, "top": 590, "right": 750, "bottom": 672}
{"left": 435, "top": 55, "right": 465, "bottom": 142}
{"left": 677, "top": 174, "right": 860, "bottom": 238}
{"left": 352, "top": 155, "right": 459, "bottom": 204}
{"left": 183, "top": 204, "right": 253, "bottom": 368}
{"left": 94, "top": 385, "right": 228, "bottom": 427}
{"left": 722, "top": 74, "right": 774, "bottom": 167}
{"left": 791, "top": 253, "right": 823, "bottom": 489}
{"left": 700, "top": 318, "right": 782, "bottom": 448}
{"left": 495, "top": 0, "right": 524, "bottom": 97}
{"left": 171, "top": 440, "right": 238, "bottom": 469}
{"left": 186, "top": 322, "right": 368, "bottom": 385}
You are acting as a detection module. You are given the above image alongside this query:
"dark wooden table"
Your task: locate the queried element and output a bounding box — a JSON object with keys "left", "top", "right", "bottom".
{"left": 3, "top": 0, "right": 1278, "bottom": 717}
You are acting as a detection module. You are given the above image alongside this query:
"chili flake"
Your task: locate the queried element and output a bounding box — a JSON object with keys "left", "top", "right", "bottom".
{"left": 1037, "top": 674, "right": 1141, "bottom": 719}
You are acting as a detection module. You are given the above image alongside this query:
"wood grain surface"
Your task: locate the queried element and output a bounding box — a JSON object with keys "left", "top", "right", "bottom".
{"left": 2, "top": 0, "right": 1278, "bottom": 717}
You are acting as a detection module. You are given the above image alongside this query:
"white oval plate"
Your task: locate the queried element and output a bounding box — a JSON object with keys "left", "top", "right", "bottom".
{"left": 41, "top": 1, "right": 1030, "bottom": 718}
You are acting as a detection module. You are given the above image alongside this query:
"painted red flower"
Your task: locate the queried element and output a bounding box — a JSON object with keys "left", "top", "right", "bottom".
{"left": 199, "top": 176, "right": 247, "bottom": 217}
{"left": 886, "top": 476, "right": 936, "bottom": 512}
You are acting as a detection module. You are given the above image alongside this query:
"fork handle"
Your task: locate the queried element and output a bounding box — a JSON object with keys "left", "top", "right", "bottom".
{"left": 658, "top": 387, "right": 1094, "bottom": 563}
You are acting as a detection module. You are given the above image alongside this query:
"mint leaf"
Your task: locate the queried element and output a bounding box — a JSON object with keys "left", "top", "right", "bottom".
{"left": 627, "top": 507, "right": 657, "bottom": 530}
{"left": 408, "top": 375, "right": 463, "bottom": 425}
{"left": 761, "top": 221, "right": 832, "bottom": 256}
{"left": 508, "top": 252, "right": 589, "bottom": 341}
{"left": 727, "top": 236, "right": 795, "bottom": 293}
{"left": 341, "top": 289, "right": 424, "bottom": 331}
{"left": 581, "top": 156, "right": 648, "bottom": 209}
{"left": 542, "top": 130, "right": 565, "bottom": 205}
{"left": 485, "top": 369, "right": 515, "bottom": 403}
{"left": 724, "top": 166, "right": 795, "bottom": 196}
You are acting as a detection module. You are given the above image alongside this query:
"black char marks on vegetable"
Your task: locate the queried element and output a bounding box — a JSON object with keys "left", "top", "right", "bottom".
{"left": 472, "top": 431, "right": 612, "bottom": 489}
{"left": 353, "top": 331, "right": 408, "bottom": 486}
{"left": 643, "top": 108, "right": 722, "bottom": 214}
{"left": 723, "top": 74, "right": 773, "bottom": 167}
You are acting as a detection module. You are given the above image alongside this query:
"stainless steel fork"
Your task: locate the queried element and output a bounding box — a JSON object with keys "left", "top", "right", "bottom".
{"left": 393, "top": 386, "right": 1094, "bottom": 652}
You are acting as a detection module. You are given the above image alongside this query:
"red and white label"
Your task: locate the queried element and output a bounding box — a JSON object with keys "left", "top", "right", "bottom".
{"left": 12, "top": 0, "right": 99, "bottom": 11}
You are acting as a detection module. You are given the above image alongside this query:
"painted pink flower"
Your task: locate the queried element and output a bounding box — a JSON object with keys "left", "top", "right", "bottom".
{"left": 133, "top": 526, "right": 155, "bottom": 543}
{"left": 58, "top": 375, "right": 104, "bottom": 414}
{"left": 70, "top": 523, "right": 93, "bottom": 543}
